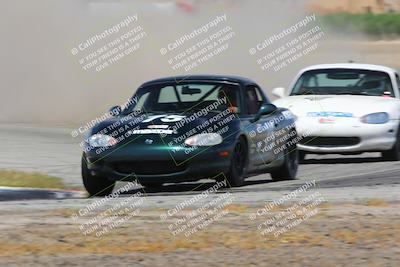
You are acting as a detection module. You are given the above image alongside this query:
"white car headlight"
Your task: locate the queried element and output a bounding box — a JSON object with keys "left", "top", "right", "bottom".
{"left": 185, "top": 133, "right": 223, "bottom": 147}
{"left": 360, "top": 112, "right": 389, "bottom": 124}
{"left": 88, "top": 134, "right": 117, "bottom": 147}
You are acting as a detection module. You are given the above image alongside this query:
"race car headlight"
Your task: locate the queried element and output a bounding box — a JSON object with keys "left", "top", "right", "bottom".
{"left": 185, "top": 133, "right": 223, "bottom": 147}
{"left": 360, "top": 112, "right": 389, "bottom": 124}
{"left": 88, "top": 134, "right": 117, "bottom": 147}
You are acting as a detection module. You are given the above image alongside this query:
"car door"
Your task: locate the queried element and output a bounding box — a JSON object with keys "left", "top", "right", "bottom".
{"left": 242, "top": 84, "right": 277, "bottom": 171}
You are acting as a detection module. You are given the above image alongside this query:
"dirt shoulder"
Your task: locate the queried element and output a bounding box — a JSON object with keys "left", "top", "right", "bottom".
{"left": 0, "top": 201, "right": 399, "bottom": 266}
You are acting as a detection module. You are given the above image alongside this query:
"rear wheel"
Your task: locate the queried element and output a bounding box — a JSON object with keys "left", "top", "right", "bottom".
{"left": 271, "top": 146, "right": 298, "bottom": 181}
{"left": 381, "top": 128, "right": 400, "bottom": 161}
{"left": 82, "top": 156, "right": 115, "bottom": 197}
{"left": 226, "top": 137, "right": 247, "bottom": 187}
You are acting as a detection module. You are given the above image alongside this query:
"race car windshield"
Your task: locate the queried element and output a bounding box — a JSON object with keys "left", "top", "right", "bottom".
{"left": 291, "top": 69, "right": 395, "bottom": 97}
{"left": 123, "top": 82, "right": 241, "bottom": 114}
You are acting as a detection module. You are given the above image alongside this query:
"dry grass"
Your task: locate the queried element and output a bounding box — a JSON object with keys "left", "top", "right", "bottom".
{"left": 0, "top": 203, "right": 399, "bottom": 260}
{"left": 223, "top": 204, "right": 248, "bottom": 213}
{"left": 365, "top": 199, "right": 389, "bottom": 207}
{"left": 0, "top": 170, "right": 73, "bottom": 189}
{"left": 0, "top": 224, "right": 398, "bottom": 257}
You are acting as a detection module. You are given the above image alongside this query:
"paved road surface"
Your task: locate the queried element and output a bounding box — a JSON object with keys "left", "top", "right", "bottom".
{"left": 0, "top": 123, "right": 399, "bottom": 206}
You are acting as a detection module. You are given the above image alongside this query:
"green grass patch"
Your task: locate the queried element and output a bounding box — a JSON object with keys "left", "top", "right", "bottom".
{"left": 321, "top": 13, "right": 400, "bottom": 37}
{"left": 0, "top": 170, "right": 74, "bottom": 189}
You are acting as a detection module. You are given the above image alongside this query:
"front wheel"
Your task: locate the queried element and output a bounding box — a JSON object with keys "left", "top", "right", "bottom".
{"left": 140, "top": 181, "right": 163, "bottom": 188}
{"left": 271, "top": 146, "right": 298, "bottom": 181}
{"left": 381, "top": 128, "right": 400, "bottom": 161}
{"left": 82, "top": 156, "right": 115, "bottom": 197}
{"left": 226, "top": 137, "right": 248, "bottom": 187}
{"left": 299, "top": 150, "right": 307, "bottom": 163}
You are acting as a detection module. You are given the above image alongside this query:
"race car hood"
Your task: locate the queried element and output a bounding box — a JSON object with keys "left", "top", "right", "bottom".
{"left": 88, "top": 110, "right": 238, "bottom": 147}
{"left": 273, "top": 95, "right": 400, "bottom": 118}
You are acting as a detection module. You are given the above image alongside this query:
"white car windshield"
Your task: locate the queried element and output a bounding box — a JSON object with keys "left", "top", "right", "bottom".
{"left": 291, "top": 69, "right": 394, "bottom": 97}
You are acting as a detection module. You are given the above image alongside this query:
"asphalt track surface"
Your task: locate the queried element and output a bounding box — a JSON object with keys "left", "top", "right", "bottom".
{"left": 0, "top": 123, "right": 399, "bottom": 205}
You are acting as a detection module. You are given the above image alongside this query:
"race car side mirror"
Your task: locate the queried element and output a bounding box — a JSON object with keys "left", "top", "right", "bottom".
{"left": 252, "top": 103, "right": 277, "bottom": 122}
{"left": 109, "top": 106, "right": 122, "bottom": 116}
{"left": 272, "top": 87, "right": 286, "bottom": 98}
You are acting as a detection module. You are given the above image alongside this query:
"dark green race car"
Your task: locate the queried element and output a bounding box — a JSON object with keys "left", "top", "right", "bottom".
{"left": 82, "top": 75, "right": 298, "bottom": 196}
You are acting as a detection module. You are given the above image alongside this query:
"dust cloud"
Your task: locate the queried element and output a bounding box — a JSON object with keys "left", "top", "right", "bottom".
{"left": 0, "top": 0, "right": 395, "bottom": 125}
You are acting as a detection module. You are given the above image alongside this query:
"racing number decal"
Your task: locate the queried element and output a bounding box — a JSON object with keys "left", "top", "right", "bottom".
{"left": 142, "top": 115, "right": 165, "bottom": 122}
{"left": 142, "top": 115, "right": 186, "bottom": 123}
{"left": 160, "top": 115, "right": 186, "bottom": 122}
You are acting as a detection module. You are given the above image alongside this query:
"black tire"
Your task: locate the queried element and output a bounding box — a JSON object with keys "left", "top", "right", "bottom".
{"left": 299, "top": 150, "right": 307, "bottom": 163}
{"left": 140, "top": 181, "right": 163, "bottom": 188}
{"left": 381, "top": 128, "right": 400, "bottom": 161}
{"left": 271, "top": 145, "right": 299, "bottom": 181}
{"left": 215, "top": 174, "right": 227, "bottom": 183}
{"left": 226, "top": 137, "right": 248, "bottom": 187}
{"left": 82, "top": 156, "right": 115, "bottom": 197}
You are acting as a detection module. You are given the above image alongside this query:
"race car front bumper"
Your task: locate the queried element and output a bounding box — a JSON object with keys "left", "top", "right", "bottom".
{"left": 295, "top": 118, "right": 398, "bottom": 154}
{"left": 83, "top": 141, "right": 233, "bottom": 183}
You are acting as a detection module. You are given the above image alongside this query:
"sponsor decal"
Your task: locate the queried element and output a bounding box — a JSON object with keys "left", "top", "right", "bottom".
{"left": 307, "top": 111, "right": 353, "bottom": 118}
{"left": 128, "top": 129, "right": 174, "bottom": 135}
{"left": 318, "top": 118, "right": 335, "bottom": 124}
{"left": 148, "top": 125, "right": 169, "bottom": 129}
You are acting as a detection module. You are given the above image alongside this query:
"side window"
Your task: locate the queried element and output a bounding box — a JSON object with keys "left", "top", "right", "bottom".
{"left": 245, "top": 86, "right": 264, "bottom": 115}
{"left": 134, "top": 92, "right": 150, "bottom": 111}
{"left": 396, "top": 74, "right": 400, "bottom": 92}
{"left": 158, "top": 86, "right": 178, "bottom": 103}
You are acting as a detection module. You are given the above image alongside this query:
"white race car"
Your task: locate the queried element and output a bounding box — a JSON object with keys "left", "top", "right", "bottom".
{"left": 273, "top": 63, "right": 400, "bottom": 161}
